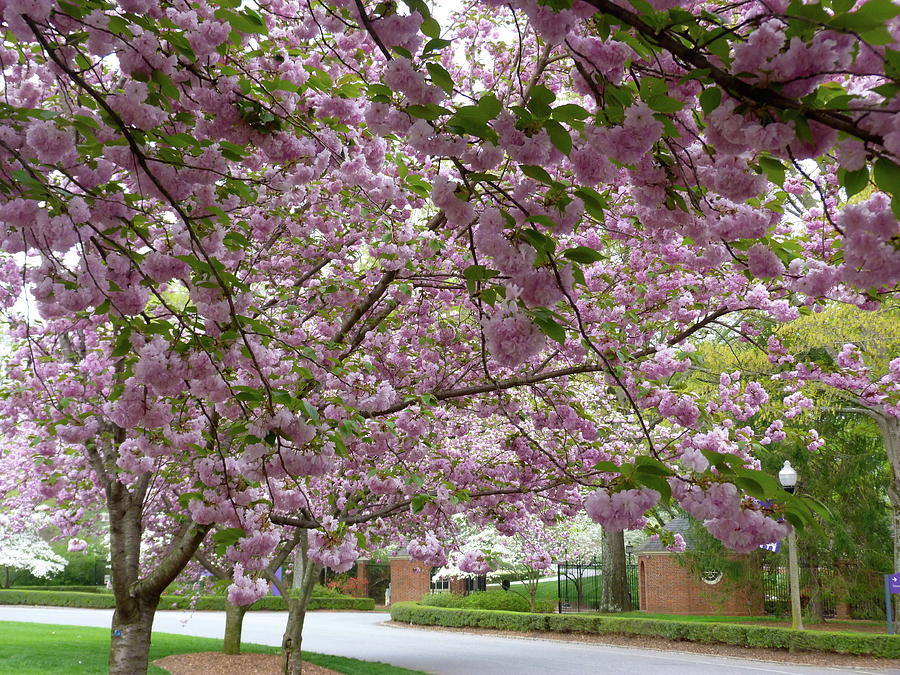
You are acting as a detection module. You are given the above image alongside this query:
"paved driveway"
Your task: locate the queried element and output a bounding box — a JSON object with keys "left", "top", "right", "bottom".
{"left": 1, "top": 606, "right": 896, "bottom": 675}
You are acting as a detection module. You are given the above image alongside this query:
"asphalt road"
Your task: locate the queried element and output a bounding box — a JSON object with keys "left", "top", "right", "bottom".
{"left": 1, "top": 606, "right": 897, "bottom": 675}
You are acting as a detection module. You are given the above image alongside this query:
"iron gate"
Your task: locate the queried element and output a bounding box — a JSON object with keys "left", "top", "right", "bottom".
{"left": 557, "top": 558, "right": 639, "bottom": 613}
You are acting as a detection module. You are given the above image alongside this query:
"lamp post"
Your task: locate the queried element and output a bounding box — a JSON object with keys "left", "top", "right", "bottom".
{"left": 778, "top": 460, "right": 804, "bottom": 630}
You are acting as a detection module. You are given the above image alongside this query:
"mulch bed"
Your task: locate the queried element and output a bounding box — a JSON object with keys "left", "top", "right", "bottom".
{"left": 154, "top": 652, "right": 341, "bottom": 675}
{"left": 384, "top": 620, "right": 900, "bottom": 670}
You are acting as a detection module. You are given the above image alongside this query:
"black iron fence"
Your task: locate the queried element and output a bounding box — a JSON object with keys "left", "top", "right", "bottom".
{"left": 557, "top": 558, "right": 639, "bottom": 613}
{"left": 760, "top": 562, "right": 836, "bottom": 618}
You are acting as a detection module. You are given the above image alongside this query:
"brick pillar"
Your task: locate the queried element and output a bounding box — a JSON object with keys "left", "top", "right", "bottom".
{"left": 356, "top": 561, "right": 369, "bottom": 598}
{"left": 389, "top": 559, "right": 432, "bottom": 603}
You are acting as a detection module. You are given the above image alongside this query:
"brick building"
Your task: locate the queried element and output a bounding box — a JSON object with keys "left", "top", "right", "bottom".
{"left": 636, "top": 517, "right": 763, "bottom": 615}
{"left": 356, "top": 555, "right": 486, "bottom": 605}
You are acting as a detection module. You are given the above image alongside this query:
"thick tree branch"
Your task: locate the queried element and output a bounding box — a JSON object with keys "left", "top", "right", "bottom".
{"left": 581, "top": 0, "right": 886, "bottom": 146}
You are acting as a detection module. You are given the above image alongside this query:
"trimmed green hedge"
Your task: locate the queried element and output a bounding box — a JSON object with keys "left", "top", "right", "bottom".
{"left": 11, "top": 585, "right": 110, "bottom": 593}
{"left": 390, "top": 602, "right": 900, "bottom": 659}
{"left": 0, "top": 589, "right": 374, "bottom": 611}
{"left": 422, "top": 591, "right": 531, "bottom": 613}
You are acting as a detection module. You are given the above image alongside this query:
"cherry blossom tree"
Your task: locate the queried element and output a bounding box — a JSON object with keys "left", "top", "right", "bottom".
{"left": 0, "top": 0, "right": 898, "bottom": 673}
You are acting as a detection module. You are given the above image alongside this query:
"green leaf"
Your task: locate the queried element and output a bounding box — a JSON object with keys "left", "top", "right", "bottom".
{"left": 830, "top": 0, "right": 900, "bottom": 31}
{"left": 759, "top": 156, "right": 786, "bottom": 187}
{"left": 213, "top": 8, "right": 268, "bottom": 34}
{"left": 213, "top": 527, "right": 246, "bottom": 556}
{"left": 544, "top": 119, "right": 572, "bottom": 155}
{"left": 405, "top": 103, "right": 451, "bottom": 120}
{"left": 422, "top": 37, "right": 453, "bottom": 54}
{"left": 420, "top": 16, "right": 441, "bottom": 38}
{"left": 733, "top": 467, "right": 784, "bottom": 499}
{"left": 223, "top": 231, "right": 249, "bottom": 250}
{"left": 838, "top": 166, "right": 869, "bottom": 199}
{"left": 646, "top": 94, "right": 684, "bottom": 113}
{"left": 799, "top": 494, "right": 834, "bottom": 522}
{"left": 633, "top": 472, "right": 672, "bottom": 503}
{"left": 574, "top": 187, "right": 607, "bottom": 220}
{"left": 111, "top": 327, "right": 132, "bottom": 358}
{"left": 734, "top": 476, "right": 767, "bottom": 499}
{"left": 533, "top": 313, "right": 567, "bottom": 344}
{"left": 782, "top": 510, "right": 804, "bottom": 529}
{"left": 699, "top": 449, "right": 744, "bottom": 471}
{"left": 527, "top": 84, "right": 556, "bottom": 117}
{"left": 446, "top": 101, "right": 499, "bottom": 141}
{"left": 552, "top": 103, "right": 590, "bottom": 124}
{"left": 873, "top": 157, "right": 900, "bottom": 198}
{"left": 151, "top": 70, "right": 180, "bottom": 101}
{"left": 426, "top": 63, "right": 454, "bottom": 95}
{"left": 301, "top": 400, "right": 320, "bottom": 423}
{"left": 462, "top": 264, "right": 498, "bottom": 294}
{"left": 562, "top": 246, "right": 603, "bottom": 264}
{"left": 634, "top": 456, "right": 674, "bottom": 476}
{"left": 519, "top": 164, "right": 554, "bottom": 184}
{"left": 520, "top": 230, "right": 556, "bottom": 254}
{"left": 699, "top": 87, "right": 722, "bottom": 114}
{"left": 410, "top": 494, "right": 430, "bottom": 513}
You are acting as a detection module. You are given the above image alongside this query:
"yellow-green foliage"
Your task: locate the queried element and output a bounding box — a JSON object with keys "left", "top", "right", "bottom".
{"left": 690, "top": 303, "right": 900, "bottom": 425}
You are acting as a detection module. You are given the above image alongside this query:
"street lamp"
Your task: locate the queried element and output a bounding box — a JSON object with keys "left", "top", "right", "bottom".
{"left": 625, "top": 544, "right": 634, "bottom": 564}
{"left": 778, "top": 460, "right": 804, "bottom": 631}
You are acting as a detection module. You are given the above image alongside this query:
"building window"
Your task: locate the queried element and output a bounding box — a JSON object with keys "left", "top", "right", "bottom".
{"left": 430, "top": 567, "right": 449, "bottom": 593}
{"left": 701, "top": 569, "right": 723, "bottom": 585}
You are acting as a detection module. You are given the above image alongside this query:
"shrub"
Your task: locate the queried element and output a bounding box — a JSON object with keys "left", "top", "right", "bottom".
{"left": 11, "top": 585, "right": 109, "bottom": 593}
{"left": 460, "top": 590, "right": 530, "bottom": 613}
{"left": 420, "top": 593, "right": 465, "bottom": 608}
{"left": 0, "top": 589, "right": 374, "bottom": 612}
{"left": 389, "top": 603, "right": 900, "bottom": 658}
{"left": 311, "top": 584, "right": 344, "bottom": 598}
{"left": 325, "top": 575, "right": 366, "bottom": 596}
{"left": 421, "top": 590, "right": 532, "bottom": 612}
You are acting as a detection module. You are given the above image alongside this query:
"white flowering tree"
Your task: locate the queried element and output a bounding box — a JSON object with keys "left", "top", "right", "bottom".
{"left": 433, "top": 513, "right": 606, "bottom": 611}
{"left": 0, "top": 512, "right": 66, "bottom": 588}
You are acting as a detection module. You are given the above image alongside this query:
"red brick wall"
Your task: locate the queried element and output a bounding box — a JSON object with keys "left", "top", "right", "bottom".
{"left": 638, "top": 554, "right": 762, "bottom": 615}
{"left": 389, "top": 559, "right": 432, "bottom": 604}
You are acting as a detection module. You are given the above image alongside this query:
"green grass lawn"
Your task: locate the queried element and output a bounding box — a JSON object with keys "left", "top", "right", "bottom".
{"left": 0, "top": 622, "right": 427, "bottom": 675}
{"left": 488, "top": 578, "right": 559, "bottom": 604}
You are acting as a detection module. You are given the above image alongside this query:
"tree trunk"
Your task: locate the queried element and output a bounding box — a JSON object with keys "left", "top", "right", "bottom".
{"left": 107, "top": 478, "right": 158, "bottom": 675}
{"left": 109, "top": 595, "right": 159, "bottom": 674}
{"left": 599, "top": 529, "right": 632, "bottom": 613}
{"left": 806, "top": 550, "right": 823, "bottom": 624}
{"left": 105, "top": 476, "right": 209, "bottom": 675}
{"left": 281, "top": 536, "right": 321, "bottom": 675}
{"left": 224, "top": 600, "right": 249, "bottom": 654}
{"left": 881, "top": 415, "right": 900, "bottom": 575}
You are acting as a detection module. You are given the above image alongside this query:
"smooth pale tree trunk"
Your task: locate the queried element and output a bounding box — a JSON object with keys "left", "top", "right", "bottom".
{"left": 880, "top": 415, "right": 900, "bottom": 575}
{"left": 599, "top": 529, "right": 632, "bottom": 613}
{"left": 223, "top": 600, "right": 249, "bottom": 654}
{"left": 105, "top": 475, "right": 209, "bottom": 675}
{"left": 280, "top": 536, "right": 321, "bottom": 675}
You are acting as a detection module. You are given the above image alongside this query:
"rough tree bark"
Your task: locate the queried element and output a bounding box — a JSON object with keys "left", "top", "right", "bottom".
{"left": 599, "top": 529, "right": 632, "bottom": 613}
{"left": 198, "top": 530, "right": 302, "bottom": 656}
{"left": 105, "top": 474, "right": 210, "bottom": 675}
{"left": 268, "top": 534, "right": 321, "bottom": 675}
{"left": 223, "top": 600, "right": 249, "bottom": 655}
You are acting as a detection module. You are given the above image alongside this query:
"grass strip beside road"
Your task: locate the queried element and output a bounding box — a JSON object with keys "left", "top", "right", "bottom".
{"left": 0, "top": 621, "right": 427, "bottom": 675}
